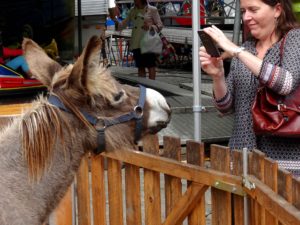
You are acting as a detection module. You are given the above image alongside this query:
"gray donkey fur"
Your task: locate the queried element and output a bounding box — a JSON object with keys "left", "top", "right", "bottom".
{"left": 0, "top": 36, "right": 171, "bottom": 225}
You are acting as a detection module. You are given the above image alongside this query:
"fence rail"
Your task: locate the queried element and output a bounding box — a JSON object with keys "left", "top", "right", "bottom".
{"left": 53, "top": 135, "right": 300, "bottom": 225}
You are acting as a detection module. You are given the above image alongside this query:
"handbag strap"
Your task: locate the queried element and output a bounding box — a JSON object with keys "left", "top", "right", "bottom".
{"left": 279, "top": 29, "right": 294, "bottom": 65}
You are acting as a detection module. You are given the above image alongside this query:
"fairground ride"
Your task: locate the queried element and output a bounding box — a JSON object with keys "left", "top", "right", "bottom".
{"left": 116, "top": 0, "right": 237, "bottom": 29}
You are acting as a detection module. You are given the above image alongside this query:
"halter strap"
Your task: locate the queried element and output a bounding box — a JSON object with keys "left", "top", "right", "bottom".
{"left": 135, "top": 85, "right": 146, "bottom": 142}
{"left": 48, "top": 85, "right": 147, "bottom": 154}
{"left": 48, "top": 95, "right": 98, "bottom": 125}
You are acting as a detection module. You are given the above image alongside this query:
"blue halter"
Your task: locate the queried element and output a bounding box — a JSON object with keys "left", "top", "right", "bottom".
{"left": 48, "top": 85, "right": 147, "bottom": 154}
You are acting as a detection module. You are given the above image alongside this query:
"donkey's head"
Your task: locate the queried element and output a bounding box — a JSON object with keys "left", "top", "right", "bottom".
{"left": 22, "top": 36, "right": 171, "bottom": 154}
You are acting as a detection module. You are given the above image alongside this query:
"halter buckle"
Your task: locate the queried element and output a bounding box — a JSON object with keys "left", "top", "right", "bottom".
{"left": 95, "top": 118, "right": 107, "bottom": 130}
{"left": 95, "top": 128, "right": 106, "bottom": 154}
{"left": 134, "top": 105, "right": 143, "bottom": 119}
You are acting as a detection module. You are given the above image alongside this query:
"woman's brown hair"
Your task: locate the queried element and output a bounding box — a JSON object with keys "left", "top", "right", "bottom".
{"left": 262, "top": 0, "right": 300, "bottom": 38}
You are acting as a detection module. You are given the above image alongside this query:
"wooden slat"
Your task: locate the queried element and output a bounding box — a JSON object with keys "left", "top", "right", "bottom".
{"left": 163, "top": 183, "right": 208, "bottom": 225}
{"left": 144, "top": 169, "right": 161, "bottom": 225}
{"left": 76, "top": 154, "right": 91, "bottom": 225}
{"left": 278, "top": 169, "right": 293, "bottom": 203}
{"left": 264, "top": 158, "right": 278, "bottom": 225}
{"left": 248, "top": 152, "right": 255, "bottom": 225}
{"left": 210, "top": 144, "right": 231, "bottom": 225}
{"left": 125, "top": 164, "right": 142, "bottom": 225}
{"left": 102, "top": 149, "right": 243, "bottom": 188}
{"left": 91, "top": 154, "right": 106, "bottom": 225}
{"left": 107, "top": 158, "right": 124, "bottom": 225}
{"left": 278, "top": 169, "right": 293, "bottom": 225}
{"left": 246, "top": 175, "right": 300, "bottom": 225}
{"left": 292, "top": 178, "right": 300, "bottom": 210}
{"left": 162, "top": 136, "right": 182, "bottom": 218}
{"left": 232, "top": 150, "right": 244, "bottom": 225}
{"left": 186, "top": 141, "right": 205, "bottom": 169}
{"left": 250, "top": 150, "right": 266, "bottom": 225}
{"left": 143, "top": 134, "right": 161, "bottom": 225}
{"left": 142, "top": 134, "right": 160, "bottom": 155}
{"left": 186, "top": 140, "right": 205, "bottom": 225}
{"left": 54, "top": 186, "right": 73, "bottom": 225}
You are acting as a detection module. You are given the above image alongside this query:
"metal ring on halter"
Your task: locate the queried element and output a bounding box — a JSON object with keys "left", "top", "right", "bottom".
{"left": 95, "top": 118, "right": 107, "bottom": 130}
{"left": 134, "top": 105, "right": 143, "bottom": 118}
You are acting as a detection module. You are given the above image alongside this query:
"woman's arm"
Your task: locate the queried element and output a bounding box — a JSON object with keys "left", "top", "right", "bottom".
{"left": 212, "top": 59, "right": 236, "bottom": 114}
{"left": 199, "top": 46, "right": 235, "bottom": 114}
{"left": 204, "top": 26, "right": 263, "bottom": 77}
{"left": 238, "top": 29, "right": 299, "bottom": 96}
{"left": 115, "top": 8, "right": 132, "bottom": 31}
{"left": 205, "top": 26, "right": 300, "bottom": 96}
{"left": 151, "top": 8, "right": 163, "bottom": 32}
{"left": 143, "top": 6, "right": 163, "bottom": 32}
{"left": 256, "top": 30, "right": 300, "bottom": 95}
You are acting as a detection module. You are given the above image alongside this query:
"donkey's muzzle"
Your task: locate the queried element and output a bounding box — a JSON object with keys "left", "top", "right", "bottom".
{"left": 149, "top": 120, "right": 170, "bottom": 134}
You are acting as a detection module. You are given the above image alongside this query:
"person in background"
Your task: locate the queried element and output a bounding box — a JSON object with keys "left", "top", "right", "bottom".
{"left": 0, "top": 25, "right": 34, "bottom": 78}
{"left": 0, "top": 46, "right": 23, "bottom": 64}
{"left": 5, "top": 55, "right": 32, "bottom": 78}
{"left": 115, "top": 0, "right": 163, "bottom": 80}
{"left": 0, "top": 45, "right": 32, "bottom": 78}
{"left": 199, "top": 0, "right": 300, "bottom": 176}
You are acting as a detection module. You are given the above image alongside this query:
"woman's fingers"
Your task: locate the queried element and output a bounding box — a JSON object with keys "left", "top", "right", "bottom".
{"left": 203, "top": 26, "right": 237, "bottom": 57}
{"left": 199, "top": 46, "right": 211, "bottom": 58}
{"left": 204, "top": 26, "right": 227, "bottom": 45}
{"left": 212, "top": 25, "right": 224, "bottom": 36}
{"left": 221, "top": 51, "right": 232, "bottom": 60}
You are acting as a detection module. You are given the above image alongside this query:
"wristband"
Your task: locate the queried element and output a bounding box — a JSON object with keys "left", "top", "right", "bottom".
{"left": 232, "top": 47, "right": 245, "bottom": 57}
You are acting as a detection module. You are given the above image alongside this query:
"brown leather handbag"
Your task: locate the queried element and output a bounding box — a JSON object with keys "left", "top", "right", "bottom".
{"left": 251, "top": 29, "right": 300, "bottom": 137}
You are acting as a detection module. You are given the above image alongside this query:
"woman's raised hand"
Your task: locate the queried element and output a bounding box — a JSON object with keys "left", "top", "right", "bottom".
{"left": 204, "top": 25, "right": 238, "bottom": 58}
{"left": 199, "top": 46, "right": 224, "bottom": 80}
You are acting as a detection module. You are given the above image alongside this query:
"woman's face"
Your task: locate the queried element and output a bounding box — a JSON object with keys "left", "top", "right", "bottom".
{"left": 241, "top": 0, "right": 281, "bottom": 40}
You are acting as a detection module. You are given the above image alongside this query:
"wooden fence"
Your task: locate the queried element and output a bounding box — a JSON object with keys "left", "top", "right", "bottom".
{"left": 1, "top": 97, "right": 299, "bottom": 225}
{"left": 52, "top": 135, "right": 300, "bottom": 225}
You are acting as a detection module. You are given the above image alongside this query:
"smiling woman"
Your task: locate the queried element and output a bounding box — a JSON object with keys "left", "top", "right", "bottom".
{"left": 199, "top": 0, "right": 300, "bottom": 176}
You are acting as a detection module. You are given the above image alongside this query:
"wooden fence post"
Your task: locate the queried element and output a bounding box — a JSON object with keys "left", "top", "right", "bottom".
{"left": 142, "top": 134, "right": 162, "bottom": 225}
{"left": 53, "top": 186, "right": 73, "bottom": 225}
{"left": 76, "top": 154, "right": 91, "bottom": 225}
{"left": 264, "top": 157, "right": 278, "bottom": 225}
{"left": 186, "top": 140, "right": 206, "bottom": 225}
{"left": 250, "top": 150, "right": 266, "bottom": 225}
{"left": 91, "top": 154, "right": 107, "bottom": 225}
{"left": 107, "top": 157, "right": 124, "bottom": 225}
{"left": 162, "top": 136, "right": 182, "bottom": 218}
{"left": 278, "top": 169, "right": 293, "bottom": 225}
{"left": 125, "top": 163, "right": 142, "bottom": 225}
{"left": 292, "top": 178, "right": 300, "bottom": 210}
{"left": 232, "top": 150, "right": 244, "bottom": 225}
{"left": 210, "top": 144, "right": 231, "bottom": 225}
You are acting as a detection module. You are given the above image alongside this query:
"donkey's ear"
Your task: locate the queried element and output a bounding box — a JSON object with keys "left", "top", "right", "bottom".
{"left": 68, "top": 36, "right": 102, "bottom": 89}
{"left": 22, "top": 38, "right": 62, "bottom": 86}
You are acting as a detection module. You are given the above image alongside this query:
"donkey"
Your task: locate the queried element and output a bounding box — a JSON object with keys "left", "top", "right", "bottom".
{"left": 0, "top": 36, "right": 171, "bottom": 225}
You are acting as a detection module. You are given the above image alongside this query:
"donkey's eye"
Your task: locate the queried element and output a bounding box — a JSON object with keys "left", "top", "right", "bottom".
{"left": 114, "top": 91, "right": 124, "bottom": 102}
